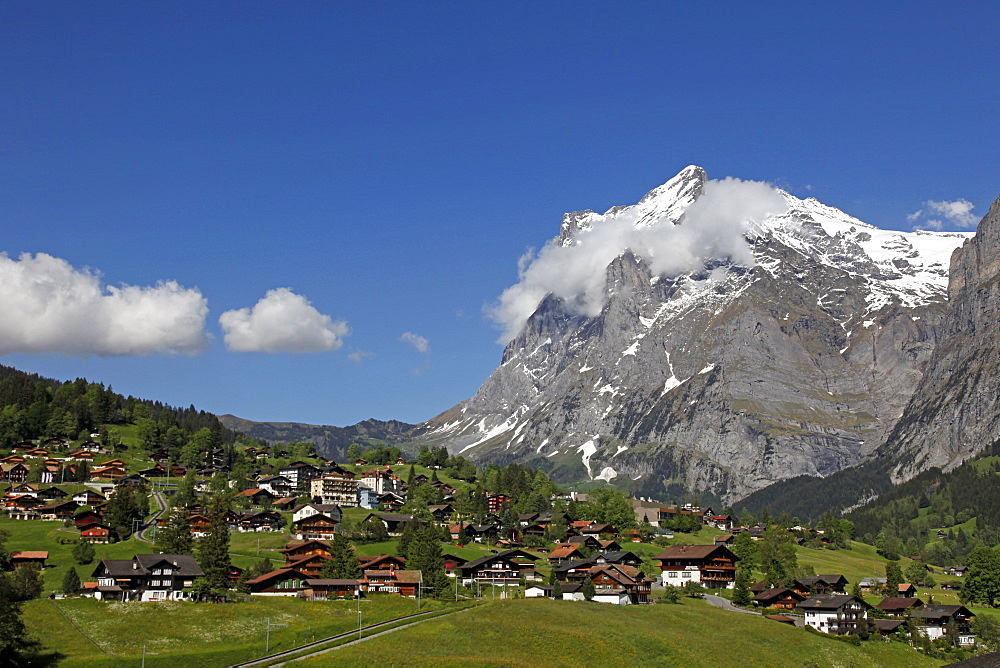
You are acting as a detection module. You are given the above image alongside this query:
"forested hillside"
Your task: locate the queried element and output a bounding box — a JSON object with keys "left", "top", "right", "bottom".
{"left": 0, "top": 363, "right": 255, "bottom": 459}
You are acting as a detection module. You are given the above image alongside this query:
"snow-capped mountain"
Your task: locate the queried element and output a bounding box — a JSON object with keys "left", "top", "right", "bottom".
{"left": 421, "top": 166, "right": 971, "bottom": 502}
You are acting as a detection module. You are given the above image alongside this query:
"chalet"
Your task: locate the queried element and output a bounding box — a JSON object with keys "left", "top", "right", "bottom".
{"left": 291, "top": 513, "right": 339, "bottom": 540}
{"left": 0, "top": 454, "right": 26, "bottom": 464}
{"left": 89, "top": 465, "right": 127, "bottom": 481}
{"left": 68, "top": 450, "right": 95, "bottom": 461}
{"left": 441, "top": 553, "right": 467, "bottom": 578}
{"left": 187, "top": 514, "right": 212, "bottom": 538}
{"left": 587, "top": 564, "right": 653, "bottom": 604}
{"left": 913, "top": 604, "right": 976, "bottom": 646}
{"left": 292, "top": 503, "right": 343, "bottom": 525}
{"left": 548, "top": 544, "right": 586, "bottom": 565}
{"left": 115, "top": 474, "right": 150, "bottom": 489}
{"left": 73, "top": 489, "right": 106, "bottom": 506}
{"left": 24, "top": 448, "right": 49, "bottom": 457}
{"left": 257, "top": 475, "right": 295, "bottom": 498}
{"left": 520, "top": 523, "right": 548, "bottom": 539}
{"left": 792, "top": 575, "right": 849, "bottom": 596}
{"left": 10, "top": 551, "right": 48, "bottom": 569}
{"left": 234, "top": 488, "right": 277, "bottom": 506}
{"left": 797, "top": 595, "right": 869, "bottom": 635}
{"left": 363, "top": 569, "right": 422, "bottom": 597}
{"left": 427, "top": 504, "right": 454, "bottom": 522}
{"left": 0, "top": 462, "right": 29, "bottom": 483}
{"left": 358, "top": 468, "right": 403, "bottom": 496}
{"left": 566, "top": 535, "right": 603, "bottom": 550}
{"left": 236, "top": 511, "right": 284, "bottom": 533}
{"left": 598, "top": 539, "right": 623, "bottom": 552}
{"left": 944, "top": 566, "right": 968, "bottom": 577}
{"left": 301, "top": 579, "right": 361, "bottom": 600}
{"left": 74, "top": 510, "right": 104, "bottom": 528}
{"left": 80, "top": 523, "right": 112, "bottom": 543}
{"left": 518, "top": 512, "right": 540, "bottom": 526}
{"left": 753, "top": 587, "right": 807, "bottom": 610}
{"left": 38, "top": 486, "right": 69, "bottom": 501}
{"left": 655, "top": 544, "right": 739, "bottom": 589}
{"left": 897, "top": 583, "right": 917, "bottom": 597}
{"left": 459, "top": 549, "right": 539, "bottom": 584}
{"left": 10, "top": 442, "right": 34, "bottom": 452}
{"left": 272, "top": 497, "right": 297, "bottom": 511}
{"left": 4, "top": 494, "right": 42, "bottom": 518}
{"left": 137, "top": 464, "right": 169, "bottom": 478}
{"left": 98, "top": 459, "right": 126, "bottom": 468}
{"left": 284, "top": 554, "right": 332, "bottom": 577}
{"left": 579, "top": 522, "right": 617, "bottom": 538}
{"left": 377, "top": 492, "right": 405, "bottom": 510}
{"left": 247, "top": 568, "right": 309, "bottom": 596}
{"left": 359, "top": 555, "right": 407, "bottom": 573}
{"left": 873, "top": 619, "right": 907, "bottom": 637}
{"left": 705, "top": 515, "right": 735, "bottom": 531}
{"left": 37, "top": 500, "right": 80, "bottom": 520}
{"left": 280, "top": 540, "right": 333, "bottom": 565}
{"left": 714, "top": 534, "right": 735, "bottom": 546}
{"left": 362, "top": 513, "right": 425, "bottom": 537}
{"left": 8, "top": 483, "right": 38, "bottom": 497}
{"left": 593, "top": 551, "right": 642, "bottom": 568}
{"left": 859, "top": 577, "right": 886, "bottom": 593}
{"left": 92, "top": 554, "right": 204, "bottom": 602}
{"left": 875, "top": 597, "right": 924, "bottom": 617}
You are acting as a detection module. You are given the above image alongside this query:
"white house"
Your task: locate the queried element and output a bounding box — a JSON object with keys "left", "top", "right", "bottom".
{"left": 797, "top": 595, "right": 868, "bottom": 635}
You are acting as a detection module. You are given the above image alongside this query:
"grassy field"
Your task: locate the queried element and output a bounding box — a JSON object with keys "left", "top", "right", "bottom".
{"left": 295, "top": 597, "right": 945, "bottom": 667}
{"left": 1, "top": 517, "right": 154, "bottom": 592}
{"left": 22, "top": 593, "right": 460, "bottom": 667}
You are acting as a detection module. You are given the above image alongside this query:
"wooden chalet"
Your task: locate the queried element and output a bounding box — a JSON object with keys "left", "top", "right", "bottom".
{"left": 73, "top": 489, "right": 106, "bottom": 506}
{"left": 363, "top": 569, "right": 422, "bottom": 597}
{"left": 0, "top": 462, "right": 29, "bottom": 483}
{"left": 234, "top": 488, "right": 277, "bottom": 506}
{"left": 301, "top": 579, "right": 361, "bottom": 600}
{"left": 566, "top": 535, "right": 602, "bottom": 550}
{"left": 797, "top": 595, "right": 869, "bottom": 635}
{"left": 10, "top": 551, "right": 48, "bottom": 569}
{"left": 37, "top": 500, "right": 80, "bottom": 520}
{"left": 8, "top": 483, "right": 38, "bottom": 497}
{"left": 441, "top": 553, "right": 467, "bottom": 578}
{"left": 655, "top": 544, "right": 738, "bottom": 590}
{"left": 792, "top": 574, "right": 848, "bottom": 596}
{"left": 291, "top": 513, "right": 339, "bottom": 540}
{"left": 246, "top": 568, "right": 309, "bottom": 596}
{"left": 547, "top": 544, "right": 586, "bottom": 565}
{"left": 587, "top": 564, "right": 653, "bottom": 604}
{"left": 427, "top": 504, "right": 454, "bottom": 521}
{"left": 80, "top": 523, "right": 112, "bottom": 543}
{"left": 875, "top": 597, "right": 924, "bottom": 617}
{"left": 280, "top": 540, "right": 333, "bottom": 565}
{"left": 92, "top": 554, "right": 204, "bottom": 602}
{"left": 284, "top": 554, "right": 332, "bottom": 577}
{"left": 74, "top": 510, "right": 104, "bottom": 528}
{"left": 89, "top": 465, "right": 127, "bottom": 481}
{"left": 459, "top": 549, "right": 539, "bottom": 584}
{"left": 753, "top": 587, "right": 807, "bottom": 610}
{"left": 37, "top": 486, "right": 68, "bottom": 501}
{"left": 912, "top": 604, "right": 976, "bottom": 646}
{"left": 187, "top": 514, "right": 212, "bottom": 538}
{"left": 236, "top": 510, "right": 284, "bottom": 532}
{"left": 359, "top": 555, "right": 407, "bottom": 572}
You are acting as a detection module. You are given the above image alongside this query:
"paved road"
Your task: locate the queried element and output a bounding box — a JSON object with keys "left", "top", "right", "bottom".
{"left": 704, "top": 594, "right": 761, "bottom": 615}
{"left": 135, "top": 490, "right": 166, "bottom": 543}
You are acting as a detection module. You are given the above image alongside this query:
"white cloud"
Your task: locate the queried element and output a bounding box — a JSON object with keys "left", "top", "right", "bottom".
{"left": 400, "top": 331, "right": 430, "bottom": 353}
{"left": 909, "top": 198, "right": 978, "bottom": 230}
{"left": 347, "top": 350, "right": 373, "bottom": 363}
{"left": 488, "top": 177, "right": 787, "bottom": 342}
{"left": 219, "top": 288, "right": 348, "bottom": 353}
{"left": 0, "top": 252, "right": 209, "bottom": 356}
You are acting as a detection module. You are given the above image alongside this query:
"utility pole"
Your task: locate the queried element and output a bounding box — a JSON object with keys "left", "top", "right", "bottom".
{"left": 357, "top": 590, "right": 363, "bottom": 640}
{"left": 265, "top": 618, "right": 287, "bottom": 654}
{"left": 141, "top": 645, "right": 158, "bottom": 668}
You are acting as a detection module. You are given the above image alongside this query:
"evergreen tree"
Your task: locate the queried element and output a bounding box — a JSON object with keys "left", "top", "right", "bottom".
{"left": 71, "top": 540, "right": 95, "bottom": 565}
{"left": 759, "top": 526, "right": 797, "bottom": 586}
{"left": 327, "top": 533, "right": 363, "bottom": 579}
{"left": 730, "top": 531, "right": 758, "bottom": 573}
{"left": 0, "top": 573, "right": 34, "bottom": 661}
{"left": 196, "top": 495, "right": 231, "bottom": 591}
{"left": 551, "top": 578, "right": 563, "bottom": 599}
{"left": 397, "top": 518, "right": 422, "bottom": 560}
{"left": 61, "top": 567, "right": 81, "bottom": 595}
{"left": 884, "top": 561, "right": 904, "bottom": 596}
{"left": 581, "top": 577, "right": 595, "bottom": 601}
{"left": 732, "top": 567, "right": 753, "bottom": 607}
{"left": 155, "top": 508, "right": 194, "bottom": 555}
{"left": 407, "top": 528, "right": 445, "bottom": 591}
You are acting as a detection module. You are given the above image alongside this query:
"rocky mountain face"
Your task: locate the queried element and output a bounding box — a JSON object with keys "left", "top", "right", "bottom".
{"left": 419, "top": 167, "right": 971, "bottom": 503}
{"left": 885, "top": 194, "right": 1000, "bottom": 482}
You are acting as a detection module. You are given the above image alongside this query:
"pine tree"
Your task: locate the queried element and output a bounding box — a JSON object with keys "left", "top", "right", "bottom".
{"left": 397, "top": 519, "right": 421, "bottom": 560}
{"left": 551, "top": 578, "right": 563, "bottom": 599}
{"left": 72, "top": 540, "right": 95, "bottom": 565}
{"left": 732, "top": 567, "right": 752, "bottom": 606}
{"left": 328, "top": 534, "right": 362, "bottom": 579}
{"left": 156, "top": 508, "right": 194, "bottom": 555}
{"left": 196, "top": 495, "right": 232, "bottom": 591}
{"left": 61, "top": 566, "right": 81, "bottom": 595}
{"left": 581, "top": 577, "right": 595, "bottom": 601}
{"left": 407, "top": 528, "right": 445, "bottom": 591}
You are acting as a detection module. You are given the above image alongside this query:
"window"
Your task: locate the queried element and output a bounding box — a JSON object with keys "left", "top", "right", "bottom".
{"left": 681, "top": 572, "right": 692, "bottom": 579}
{"left": 668, "top": 572, "right": 679, "bottom": 578}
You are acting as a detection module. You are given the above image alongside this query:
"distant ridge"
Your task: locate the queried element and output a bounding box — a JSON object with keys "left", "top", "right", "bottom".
{"left": 217, "top": 414, "right": 421, "bottom": 459}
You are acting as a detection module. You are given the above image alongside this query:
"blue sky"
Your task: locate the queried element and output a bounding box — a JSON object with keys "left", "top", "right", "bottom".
{"left": 2, "top": 2, "right": 998, "bottom": 427}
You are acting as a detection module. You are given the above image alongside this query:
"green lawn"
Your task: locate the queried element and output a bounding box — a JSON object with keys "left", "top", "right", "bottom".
{"left": 1, "top": 517, "right": 153, "bottom": 592}
{"left": 22, "top": 593, "right": 460, "bottom": 667}
{"left": 294, "top": 597, "right": 944, "bottom": 667}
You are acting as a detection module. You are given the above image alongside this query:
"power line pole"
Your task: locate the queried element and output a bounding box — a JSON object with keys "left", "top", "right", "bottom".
{"left": 265, "top": 618, "right": 287, "bottom": 654}
{"left": 141, "top": 645, "right": 158, "bottom": 668}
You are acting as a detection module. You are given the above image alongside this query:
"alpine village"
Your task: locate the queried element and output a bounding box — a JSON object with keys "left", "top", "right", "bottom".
{"left": 0, "top": 360, "right": 995, "bottom": 667}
